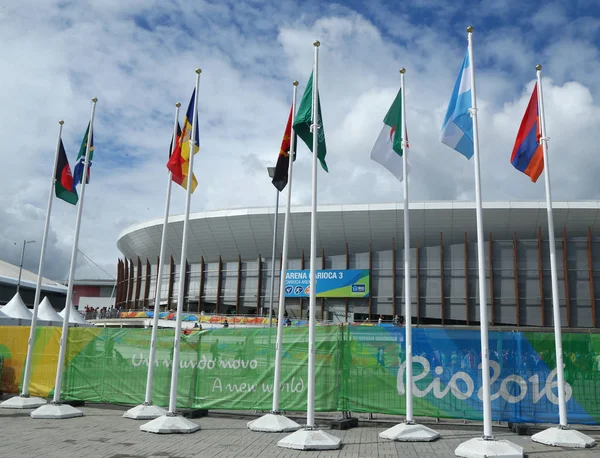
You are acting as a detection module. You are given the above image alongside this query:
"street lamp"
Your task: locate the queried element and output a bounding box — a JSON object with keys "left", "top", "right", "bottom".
{"left": 267, "top": 166, "right": 279, "bottom": 327}
{"left": 16, "top": 239, "right": 36, "bottom": 295}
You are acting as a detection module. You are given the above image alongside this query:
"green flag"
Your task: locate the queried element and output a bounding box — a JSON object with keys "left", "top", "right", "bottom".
{"left": 293, "top": 72, "right": 328, "bottom": 172}
{"left": 382, "top": 88, "right": 404, "bottom": 156}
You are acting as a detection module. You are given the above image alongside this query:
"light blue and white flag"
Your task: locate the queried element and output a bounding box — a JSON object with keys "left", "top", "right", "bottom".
{"left": 440, "top": 52, "right": 473, "bottom": 159}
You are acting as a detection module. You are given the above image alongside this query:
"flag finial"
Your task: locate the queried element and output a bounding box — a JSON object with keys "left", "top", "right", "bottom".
{"left": 293, "top": 80, "right": 299, "bottom": 86}
{"left": 400, "top": 68, "right": 406, "bottom": 74}
{"left": 195, "top": 68, "right": 202, "bottom": 74}
{"left": 176, "top": 102, "right": 181, "bottom": 107}
{"left": 59, "top": 120, "right": 64, "bottom": 125}
{"left": 536, "top": 64, "right": 542, "bottom": 71}
{"left": 313, "top": 40, "right": 320, "bottom": 47}
{"left": 92, "top": 97, "right": 98, "bottom": 102}
{"left": 466, "top": 26, "right": 474, "bottom": 33}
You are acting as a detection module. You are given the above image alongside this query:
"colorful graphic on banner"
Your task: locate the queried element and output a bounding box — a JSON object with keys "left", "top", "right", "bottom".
{"left": 1, "top": 326, "right": 599, "bottom": 424}
{"left": 284, "top": 269, "right": 370, "bottom": 298}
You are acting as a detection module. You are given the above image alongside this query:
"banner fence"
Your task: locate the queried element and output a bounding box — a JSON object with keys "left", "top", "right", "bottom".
{"left": 1, "top": 325, "right": 599, "bottom": 424}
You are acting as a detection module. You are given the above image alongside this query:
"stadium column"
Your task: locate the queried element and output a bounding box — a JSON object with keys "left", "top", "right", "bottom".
{"left": 588, "top": 227, "right": 596, "bottom": 328}
{"left": 321, "top": 247, "right": 325, "bottom": 320}
{"left": 198, "top": 256, "right": 205, "bottom": 314}
{"left": 440, "top": 232, "right": 445, "bottom": 325}
{"left": 167, "top": 255, "right": 175, "bottom": 311}
{"left": 216, "top": 256, "right": 223, "bottom": 315}
{"left": 183, "top": 260, "right": 190, "bottom": 313}
{"left": 155, "top": 256, "right": 160, "bottom": 306}
{"left": 300, "top": 249, "right": 305, "bottom": 319}
{"left": 489, "top": 233, "right": 495, "bottom": 326}
{"left": 416, "top": 240, "right": 421, "bottom": 325}
{"left": 465, "top": 232, "right": 469, "bottom": 325}
{"left": 368, "top": 241, "right": 372, "bottom": 320}
{"left": 257, "top": 254, "right": 262, "bottom": 315}
{"left": 144, "top": 258, "right": 151, "bottom": 308}
{"left": 536, "top": 228, "right": 545, "bottom": 326}
{"left": 391, "top": 238, "right": 396, "bottom": 320}
{"left": 115, "top": 259, "right": 122, "bottom": 308}
{"left": 124, "top": 259, "right": 129, "bottom": 309}
{"left": 563, "top": 227, "right": 571, "bottom": 327}
{"left": 513, "top": 233, "right": 520, "bottom": 326}
{"left": 345, "top": 242, "right": 350, "bottom": 323}
{"left": 235, "top": 255, "right": 241, "bottom": 316}
{"left": 127, "top": 259, "right": 134, "bottom": 309}
{"left": 135, "top": 256, "right": 142, "bottom": 309}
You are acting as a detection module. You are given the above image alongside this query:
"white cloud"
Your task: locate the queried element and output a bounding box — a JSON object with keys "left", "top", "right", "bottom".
{"left": 0, "top": 0, "right": 598, "bottom": 281}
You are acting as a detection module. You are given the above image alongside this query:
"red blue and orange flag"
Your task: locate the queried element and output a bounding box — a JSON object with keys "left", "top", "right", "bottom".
{"left": 510, "top": 83, "right": 544, "bottom": 183}
{"left": 167, "top": 89, "right": 199, "bottom": 192}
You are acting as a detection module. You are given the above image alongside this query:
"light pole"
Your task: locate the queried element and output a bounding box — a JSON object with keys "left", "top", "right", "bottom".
{"left": 16, "top": 239, "right": 36, "bottom": 295}
{"left": 267, "top": 166, "right": 279, "bottom": 327}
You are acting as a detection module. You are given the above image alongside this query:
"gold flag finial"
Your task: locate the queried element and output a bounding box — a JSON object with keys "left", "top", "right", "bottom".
{"left": 536, "top": 64, "right": 542, "bottom": 71}
{"left": 293, "top": 80, "right": 299, "bottom": 86}
{"left": 314, "top": 40, "right": 320, "bottom": 47}
{"left": 400, "top": 68, "right": 406, "bottom": 74}
{"left": 176, "top": 102, "right": 181, "bottom": 107}
{"left": 92, "top": 97, "right": 98, "bottom": 102}
{"left": 195, "top": 68, "right": 202, "bottom": 74}
{"left": 466, "top": 26, "right": 474, "bottom": 33}
{"left": 59, "top": 120, "right": 64, "bottom": 125}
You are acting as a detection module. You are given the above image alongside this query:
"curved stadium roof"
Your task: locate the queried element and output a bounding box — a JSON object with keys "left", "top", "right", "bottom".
{"left": 117, "top": 201, "right": 600, "bottom": 264}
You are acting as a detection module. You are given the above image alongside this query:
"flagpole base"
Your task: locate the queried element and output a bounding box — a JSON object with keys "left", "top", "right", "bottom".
{"left": 30, "top": 402, "right": 83, "bottom": 419}
{"left": 247, "top": 413, "right": 301, "bottom": 432}
{"left": 123, "top": 403, "right": 167, "bottom": 420}
{"left": 379, "top": 421, "right": 440, "bottom": 442}
{"left": 140, "top": 413, "right": 201, "bottom": 434}
{"left": 455, "top": 437, "right": 523, "bottom": 458}
{"left": 531, "top": 426, "right": 596, "bottom": 448}
{"left": 0, "top": 395, "right": 47, "bottom": 409}
{"left": 277, "top": 427, "right": 341, "bottom": 450}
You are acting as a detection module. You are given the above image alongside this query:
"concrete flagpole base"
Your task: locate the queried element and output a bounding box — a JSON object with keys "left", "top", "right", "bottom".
{"left": 140, "top": 413, "right": 201, "bottom": 434}
{"left": 455, "top": 437, "right": 524, "bottom": 458}
{"left": 531, "top": 426, "right": 596, "bottom": 448}
{"left": 379, "top": 422, "right": 440, "bottom": 442}
{"left": 30, "top": 402, "right": 83, "bottom": 419}
{"left": 247, "top": 413, "right": 301, "bottom": 432}
{"left": 277, "top": 427, "right": 341, "bottom": 450}
{"left": 123, "top": 403, "right": 167, "bottom": 420}
{"left": 0, "top": 395, "right": 47, "bottom": 409}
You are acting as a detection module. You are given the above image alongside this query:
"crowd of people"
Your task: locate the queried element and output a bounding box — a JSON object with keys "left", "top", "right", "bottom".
{"left": 82, "top": 305, "right": 119, "bottom": 320}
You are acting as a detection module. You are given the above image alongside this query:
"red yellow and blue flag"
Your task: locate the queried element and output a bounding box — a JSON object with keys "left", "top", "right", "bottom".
{"left": 167, "top": 89, "right": 199, "bottom": 192}
{"left": 510, "top": 83, "right": 544, "bottom": 183}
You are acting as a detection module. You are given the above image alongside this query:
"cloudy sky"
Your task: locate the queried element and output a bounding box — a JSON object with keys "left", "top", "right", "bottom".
{"left": 0, "top": 0, "right": 598, "bottom": 282}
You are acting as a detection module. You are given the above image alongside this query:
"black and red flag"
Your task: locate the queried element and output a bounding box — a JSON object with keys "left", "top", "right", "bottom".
{"left": 54, "top": 139, "right": 78, "bottom": 205}
{"left": 272, "top": 105, "right": 297, "bottom": 192}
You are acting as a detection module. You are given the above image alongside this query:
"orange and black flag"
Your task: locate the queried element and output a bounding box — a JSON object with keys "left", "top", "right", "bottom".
{"left": 272, "top": 105, "right": 297, "bottom": 191}
{"left": 167, "top": 89, "right": 199, "bottom": 192}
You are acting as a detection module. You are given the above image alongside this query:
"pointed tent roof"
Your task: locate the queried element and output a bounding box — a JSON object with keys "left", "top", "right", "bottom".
{"left": 38, "top": 297, "right": 63, "bottom": 323}
{"left": 59, "top": 301, "right": 89, "bottom": 325}
{"left": 2, "top": 293, "right": 33, "bottom": 320}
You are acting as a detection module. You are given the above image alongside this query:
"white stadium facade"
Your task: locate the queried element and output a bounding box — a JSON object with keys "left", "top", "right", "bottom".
{"left": 116, "top": 201, "right": 600, "bottom": 328}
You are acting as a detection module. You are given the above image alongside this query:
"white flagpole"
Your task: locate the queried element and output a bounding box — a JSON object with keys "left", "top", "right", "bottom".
{"left": 272, "top": 81, "right": 298, "bottom": 413}
{"left": 306, "top": 40, "right": 320, "bottom": 430}
{"left": 278, "top": 41, "right": 339, "bottom": 451}
{"left": 2, "top": 121, "right": 64, "bottom": 409}
{"left": 124, "top": 103, "right": 181, "bottom": 420}
{"left": 31, "top": 98, "right": 97, "bottom": 420}
{"left": 466, "top": 25, "right": 493, "bottom": 441}
{"left": 248, "top": 81, "right": 301, "bottom": 433}
{"left": 531, "top": 65, "right": 596, "bottom": 448}
{"left": 379, "top": 71, "right": 439, "bottom": 442}
{"left": 168, "top": 70, "right": 201, "bottom": 416}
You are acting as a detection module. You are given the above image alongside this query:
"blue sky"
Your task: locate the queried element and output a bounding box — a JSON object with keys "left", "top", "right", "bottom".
{"left": 0, "top": 0, "right": 599, "bottom": 281}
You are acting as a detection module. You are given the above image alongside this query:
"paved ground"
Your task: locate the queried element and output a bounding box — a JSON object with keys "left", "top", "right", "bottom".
{"left": 0, "top": 404, "right": 599, "bottom": 458}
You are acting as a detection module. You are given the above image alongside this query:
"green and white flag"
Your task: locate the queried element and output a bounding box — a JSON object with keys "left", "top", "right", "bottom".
{"left": 293, "top": 72, "right": 328, "bottom": 172}
{"left": 370, "top": 88, "right": 407, "bottom": 181}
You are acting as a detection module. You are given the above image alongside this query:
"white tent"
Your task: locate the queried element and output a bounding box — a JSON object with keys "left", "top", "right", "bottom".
{"left": 59, "top": 301, "right": 90, "bottom": 326}
{"left": 38, "top": 297, "right": 63, "bottom": 326}
{"left": 2, "top": 293, "right": 33, "bottom": 320}
{"left": 0, "top": 308, "right": 18, "bottom": 325}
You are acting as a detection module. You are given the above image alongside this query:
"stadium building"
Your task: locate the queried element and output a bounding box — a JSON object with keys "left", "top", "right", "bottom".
{"left": 115, "top": 201, "right": 600, "bottom": 328}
